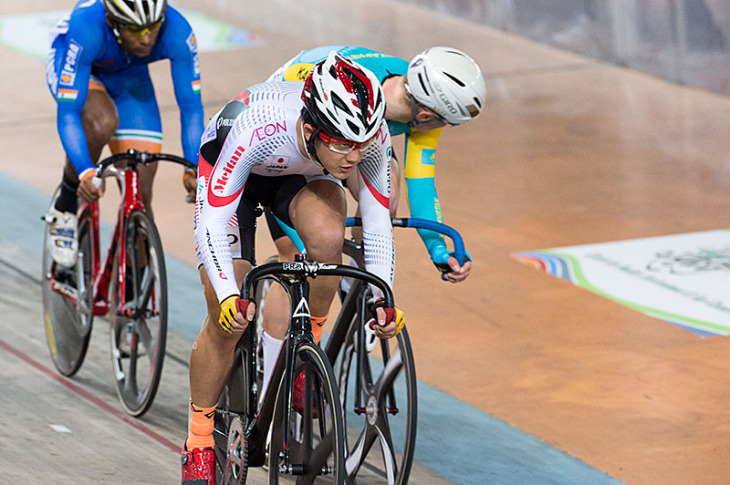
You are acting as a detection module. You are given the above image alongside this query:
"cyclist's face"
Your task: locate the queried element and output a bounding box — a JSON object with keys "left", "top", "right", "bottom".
{"left": 115, "top": 20, "right": 162, "bottom": 57}
{"left": 304, "top": 124, "right": 366, "bottom": 180}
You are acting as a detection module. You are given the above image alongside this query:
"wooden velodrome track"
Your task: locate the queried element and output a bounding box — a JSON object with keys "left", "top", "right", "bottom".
{"left": 2, "top": 0, "right": 730, "bottom": 484}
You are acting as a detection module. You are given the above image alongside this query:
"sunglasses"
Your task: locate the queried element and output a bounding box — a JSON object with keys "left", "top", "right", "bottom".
{"left": 118, "top": 17, "right": 164, "bottom": 36}
{"left": 318, "top": 131, "right": 375, "bottom": 155}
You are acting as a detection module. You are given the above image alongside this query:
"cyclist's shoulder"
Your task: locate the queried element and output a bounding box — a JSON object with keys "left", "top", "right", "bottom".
{"left": 155, "top": 6, "right": 196, "bottom": 53}
{"left": 243, "top": 81, "right": 304, "bottom": 109}
{"left": 341, "top": 47, "right": 408, "bottom": 74}
{"left": 160, "top": 5, "right": 194, "bottom": 35}
{"left": 64, "top": 1, "right": 108, "bottom": 46}
{"left": 214, "top": 82, "right": 302, "bottom": 136}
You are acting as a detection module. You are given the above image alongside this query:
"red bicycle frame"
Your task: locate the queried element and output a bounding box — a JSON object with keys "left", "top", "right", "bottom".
{"left": 49, "top": 164, "right": 146, "bottom": 318}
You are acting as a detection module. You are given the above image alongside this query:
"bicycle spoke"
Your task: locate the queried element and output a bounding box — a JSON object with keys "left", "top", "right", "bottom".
{"left": 371, "top": 346, "right": 403, "bottom": 399}
{"left": 345, "top": 421, "right": 378, "bottom": 476}
{"left": 373, "top": 410, "right": 398, "bottom": 483}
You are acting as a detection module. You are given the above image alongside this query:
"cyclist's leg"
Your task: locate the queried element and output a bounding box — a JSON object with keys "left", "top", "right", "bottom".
{"left": 288, "top": 179, "right": 347, "bottom": 319}
{"left": 262, "top": 208, "right": 300, "bottom": 340}
{"left": 102, "top": 65, "right": 163, "bottom": 212}
{"left": 259, "top": 210, "right": 297, "bottom": 401}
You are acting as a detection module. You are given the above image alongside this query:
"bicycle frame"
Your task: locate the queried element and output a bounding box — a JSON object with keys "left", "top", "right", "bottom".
{"left": 221, "top": 258, "right": 396, "bottom": 471}
{"left": 48, "top": 150, "right": 194, "bottom": 319}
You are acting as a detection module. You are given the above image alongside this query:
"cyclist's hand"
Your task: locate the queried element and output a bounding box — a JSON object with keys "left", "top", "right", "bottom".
{"left": 442, "top": 256, "right": 472, "bottom": 283}
{"left": 183, "top": 168, "right": 197, "bottom": 204}
{"left": 433, "top": 247, "right": 472, "bottom": 283}
{"left": 77, "top": 174, "right": 105, "bottom": 203}
{"left": 371, "top": 303, "right": 405, "bottom": 340}
{"left": 218, "top": 295, "right": 253, "bottom": 333}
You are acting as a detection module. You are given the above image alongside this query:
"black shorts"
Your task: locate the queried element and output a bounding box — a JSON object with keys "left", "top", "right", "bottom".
{"left": 234, "top": 173, "right": 307, "bottom": 263}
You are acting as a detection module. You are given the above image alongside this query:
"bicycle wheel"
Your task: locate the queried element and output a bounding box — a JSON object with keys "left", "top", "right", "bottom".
{"left": 269, "top": 342, "right": 346, "bottom": 484}
{"left": 336, "top": 314, "right": 417, "bottom": 485}
{"left": 41, "top": 193, "right": 94, "bottom": 377}
{"left": 215, "top": 327, "right": 254, "bottom": 484}
{"left": 109, "top": 209, "right": 167, "bottom": 417}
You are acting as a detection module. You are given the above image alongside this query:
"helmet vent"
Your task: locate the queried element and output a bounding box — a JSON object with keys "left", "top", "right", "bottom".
{"left": 443, "top": 72, "right": 465, "bottom": 87}
{"left": 473, "top": 97, "right": 482, "bottom": 108}
{"left": 331, "top": 92, "right": 352, "bottom": 116}
{"left": 417, "top": 73, "right": 430, "bottom": 95}
{"left": 346, "top": 120, "right": 361, "bottom": 136}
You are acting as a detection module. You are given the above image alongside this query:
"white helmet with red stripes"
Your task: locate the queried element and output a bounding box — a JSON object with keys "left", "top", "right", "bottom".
{"left": 302, "top": 51, "right": 385, "bottom": 142}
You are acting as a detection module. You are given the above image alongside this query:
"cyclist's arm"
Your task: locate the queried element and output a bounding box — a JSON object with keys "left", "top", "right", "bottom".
{"left": 164, "top": 11, "right": 205, "bottom": 165}
{"left": 357, "top": 124, "right": 395, "bottom": 299}
{"left": 54, "top": 27, "right": 101, "bottom": 181}
{"left": 195, "top": 135, "right": 254, "bottom": 303}
{"left": 402, "top": 127, "right": 452, "bottom": 264}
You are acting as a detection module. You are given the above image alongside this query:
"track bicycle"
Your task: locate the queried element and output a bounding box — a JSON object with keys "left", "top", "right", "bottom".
{"left": 326, "top": 217, "right": 466, "bottom": 485}
{"left": 41, "top": 149, "right": 195, "bottom": 417}
{"left": 249, "top": 217, "right": 466, "bottom": 484}
{"left": 214, "top": 254, "right": 399, "bottom": 484}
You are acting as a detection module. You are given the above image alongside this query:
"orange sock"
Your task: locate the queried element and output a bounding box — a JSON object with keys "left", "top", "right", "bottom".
{"left": 311, "top": 314, "right": 328, "bottom": 344}
{"left": 186, "top": 401, "right": 216, "bottom": 451}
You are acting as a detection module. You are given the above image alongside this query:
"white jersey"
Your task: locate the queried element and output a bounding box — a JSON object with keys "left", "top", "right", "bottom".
{"left": 195, "top": 81, "right": 394, "bottom": 302}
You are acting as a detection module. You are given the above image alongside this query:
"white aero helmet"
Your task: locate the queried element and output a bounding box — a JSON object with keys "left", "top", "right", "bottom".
{"left": 406, "top": 47, "right": 487, "bottom": 125}
{"left": 103, "top": 0, "right": 167, "bottom": 26}
{"left": 302, "top": 51, "right": 386, "bottom": 142}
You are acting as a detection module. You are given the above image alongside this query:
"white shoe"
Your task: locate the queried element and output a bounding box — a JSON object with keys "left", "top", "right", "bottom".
{"left": 47, "top": 209, "right": 78, "bottom": 268}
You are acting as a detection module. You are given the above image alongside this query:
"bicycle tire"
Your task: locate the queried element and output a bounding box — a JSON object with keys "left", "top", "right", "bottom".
{"left": 269, "top": 342, "right": 346, "bottom": 484}
{"left": 41, "top": 192, "right": 94, "bottom": 377}
{"left": 336, "top": 315, "right": 417, "bottom": 485}
{"left": 109, "top": 209, "right": 167, "bottom": 417}
{"left": 215, "top": 326, "right": 254, "bottom": 484}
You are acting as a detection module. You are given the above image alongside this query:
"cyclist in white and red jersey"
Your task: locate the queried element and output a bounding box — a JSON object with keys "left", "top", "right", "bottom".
{"left": 181, "top": 52, "right": 397, "bottom": 484}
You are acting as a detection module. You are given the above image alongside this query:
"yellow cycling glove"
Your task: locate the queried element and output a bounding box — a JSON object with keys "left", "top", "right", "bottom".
{"left": 394, "top": 307, "right": 406, "bottom": 335}
{"left": 372, "top": 299, "right": 406, "bottom": 336}
{"left": 219, "top": 295, "right": 239, "bottom": 332}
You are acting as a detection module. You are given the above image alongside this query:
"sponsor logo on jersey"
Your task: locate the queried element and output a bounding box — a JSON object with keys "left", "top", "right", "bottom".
{"left": 208, "top": 146, "right": 246, "bottom": 207}
{"left": 59, "top": 40, "right": 82, "bottom": 87}
{"left": 263, "top": 155, "right": 290, "bottom": 172}
{"left": 375, "top": 125, "right": 388, "bottom": 145}
{"left": 205, "top": 230, "right": 227, "bottom": 280}
{"left": 217, "top": 117, "right": 235, "bottom": 129}
{"left": 213, "top": 146, "right": 245, "bottom": 193}
{"left": 249, "top": 121, "right": 287, "bottom": 145}
{"left": 187, "top": 33, "right": 201, "bottom": 77}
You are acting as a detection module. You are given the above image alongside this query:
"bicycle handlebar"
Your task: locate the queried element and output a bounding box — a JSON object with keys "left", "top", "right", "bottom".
{"left": 94, "top": 149, "right": 196, "bottom": 177}
{"left": 346, "top": 217, "right": 466, "bottom": 267}
{"left": 240, "top": 261, "right": 395, "bottom": 308}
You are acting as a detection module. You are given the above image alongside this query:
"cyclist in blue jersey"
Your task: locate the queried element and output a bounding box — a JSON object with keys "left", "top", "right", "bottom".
{"left": 44, "top": 0, "right": 204, "bottom": 268}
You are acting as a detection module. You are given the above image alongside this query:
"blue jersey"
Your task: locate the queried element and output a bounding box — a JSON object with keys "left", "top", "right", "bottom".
{"left": 46, "top": 0, "right": 204, "bottom": 179}
{"left": 270, "top": 46, "right": 452, "bottom": 264}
